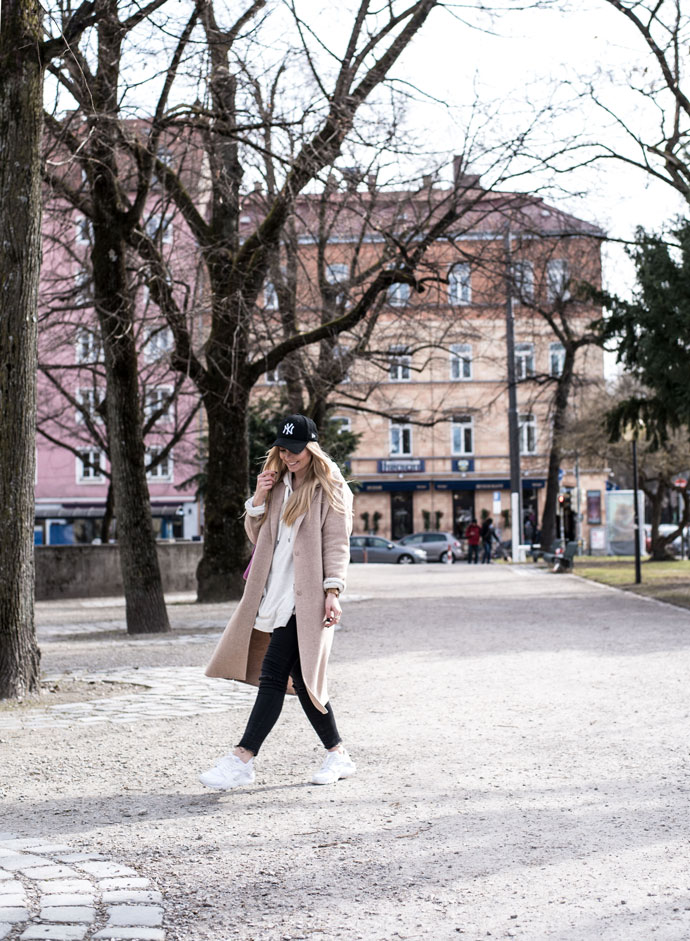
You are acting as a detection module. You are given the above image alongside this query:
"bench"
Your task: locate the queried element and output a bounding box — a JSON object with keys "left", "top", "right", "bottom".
{"left": 532, "top": 540, "right": 578, "bottom": 572}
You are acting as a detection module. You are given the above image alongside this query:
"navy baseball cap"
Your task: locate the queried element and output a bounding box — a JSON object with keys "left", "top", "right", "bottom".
{"left": 272, "top": 414, "right": 319, "bottom": 453}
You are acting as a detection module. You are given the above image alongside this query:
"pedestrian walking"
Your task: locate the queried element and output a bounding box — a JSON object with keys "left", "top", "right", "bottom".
{"left": 480, "top": 516, "right": 498, "bottom": 564}
{"left": 465, "top": 518, "right": 481, "bottom": 563}
{"left": 200, "top": 413, "right": 355, "bottom": 791}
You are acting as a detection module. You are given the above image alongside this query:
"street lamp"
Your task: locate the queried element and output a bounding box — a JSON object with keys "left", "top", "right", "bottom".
{"left": 632, "top": 435, "right": 642, "bottom": 585}
{"left": 504, "top": 228, "right": 522, "bottom": 562}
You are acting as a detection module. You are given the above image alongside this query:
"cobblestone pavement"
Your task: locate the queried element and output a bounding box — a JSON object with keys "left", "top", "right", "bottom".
{"left": 0, "top": 834, "right": 164, "bottom": 941}
{"left": 0, "top": 670, "right": 255, "bottom": 731}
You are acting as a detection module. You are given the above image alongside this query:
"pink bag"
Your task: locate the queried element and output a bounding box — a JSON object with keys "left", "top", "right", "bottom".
{"left": 242, "top": 546, "right": 255, "bottom": 581}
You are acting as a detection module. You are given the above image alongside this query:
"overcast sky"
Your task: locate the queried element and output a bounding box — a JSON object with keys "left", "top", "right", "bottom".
{"left": 404, "top": 0, "right": 686, "bottom": 295}
{"left": 292, "top": 0, "right": 686, "bottom": 305}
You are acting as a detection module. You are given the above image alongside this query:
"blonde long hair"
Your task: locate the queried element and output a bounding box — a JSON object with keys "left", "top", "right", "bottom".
{"left": 260, "top": 442, "right": 347, "bottom": 526}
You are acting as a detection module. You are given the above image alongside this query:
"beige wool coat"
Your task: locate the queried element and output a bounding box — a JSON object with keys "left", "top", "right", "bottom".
{"left": 205, "top": 476, "right": 353, "bottom": 713}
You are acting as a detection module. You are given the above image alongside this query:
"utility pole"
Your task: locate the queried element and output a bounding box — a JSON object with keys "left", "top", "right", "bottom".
{"left": 504, "top": 229, "right": 522, "bottom": 561}
{"left": 632, "top": 437, "right": 642, "bottom": 584}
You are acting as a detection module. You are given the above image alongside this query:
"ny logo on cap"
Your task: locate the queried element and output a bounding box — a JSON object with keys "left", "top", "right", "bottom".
{"left": 283, "top": 422, "right": 295, "bottom": 435}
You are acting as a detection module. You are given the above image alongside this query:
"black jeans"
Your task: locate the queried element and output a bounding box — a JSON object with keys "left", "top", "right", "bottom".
{"left": 237, "top": 614, "right": 341, "bottom": 756}
{"left": 467, "top": 544, "right": 479, "bottom": 563}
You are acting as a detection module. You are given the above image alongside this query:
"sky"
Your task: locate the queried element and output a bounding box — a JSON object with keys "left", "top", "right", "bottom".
{"left": 284, "top": 0, "right": 686, "bottom": 314}
{"left": 400, "top": 0, "right": 687, "bottom": 295}
{"left": 50, "top": 0, "right": 686, "bottom": 305}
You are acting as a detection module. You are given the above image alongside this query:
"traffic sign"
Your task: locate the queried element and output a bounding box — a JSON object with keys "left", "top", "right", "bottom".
{"left": 674, "top": 478, "right": 687, "bottom": 488}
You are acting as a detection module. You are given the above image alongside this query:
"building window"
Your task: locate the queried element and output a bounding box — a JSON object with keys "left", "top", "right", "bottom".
{"left": 264, "top": 280, "right": 278, "bottom": 311}
{"left": 144, "top": 326, "right": 174, "bottom": 362}
{"left": 156, "top": 146, "right": 174, "bottom": 167}
{"left": 451, "top": 416, "right": 473, "bottom": 455}
{"left": 511, "top": 261, "right": 534, "bottom": 302}
{"left": 586, "top": 490, "right": 602, "bottom": 525}
{"left": 449, "top": 263, "right": 471, "bottom": 305}
{"left": 75, "top": 216, "right": 93, "bottom": 246}
{"left": 143, "top": 386, "right": 173, "bottom": 424}
{"left": 390, "top": 419, "right": 412, "bottom": 456}
{"left": 515, "top": 342, "right": 535, "bottom": 380}
{"left": 265, "top": 361, "right": 285, "bottom": 384}
{"left": 330, "top": 415, "right": 352, "bottom": 434}
{"left": 519, "top": 413, "right": 537, "bottom": 455}
{"left": 74, "top": 270, "right": 92, "bottom": 306}
{"left": 387, "top": 281, "right": 410, "bottom": 306}
{"left": 333, "top": 344, "right": 351, "bottom": 382}
{"left": 326, "top": 263, "right": 349, "bottom": 285}
{"left": 550, "top": 342, "right": 566, "bottom": 377}
{"left": 78, "top": 449, "right": 106, "bottom": 482}
{"left": 547, "top": 258, "right": 569, "bottom": 303}
{"left": 145, "top": 212, "right": 173, "bottom": 245}
{"left": 389, "top": 345, "right": 411, "bottom": 381}
{"left": 450, "top": 343, "right": 472, "bottom": 380}
{"left": 75, "top": 329, "right": 100, "bottom": 365}
{"left": 76, "top": 387, "right": 104, "bottom": 424}
{"left": 146, "top": 446, "right": 173, "bottom": 481}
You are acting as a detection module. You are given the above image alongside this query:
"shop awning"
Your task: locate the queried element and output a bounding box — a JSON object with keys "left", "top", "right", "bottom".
{"left": 35, "top": 503, "right": 190, "bottom": 518}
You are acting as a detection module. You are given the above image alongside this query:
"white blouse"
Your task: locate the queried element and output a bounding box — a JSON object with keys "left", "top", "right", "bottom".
{"left": 245, "top": 473, "right": 296, "bottom": 633}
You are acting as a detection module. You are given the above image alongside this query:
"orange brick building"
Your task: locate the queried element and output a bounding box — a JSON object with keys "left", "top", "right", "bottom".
{"left": 254, "top": 175, "right": 607, "bottom": 548}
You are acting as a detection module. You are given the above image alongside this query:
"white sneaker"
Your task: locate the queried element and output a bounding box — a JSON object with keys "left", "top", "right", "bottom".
{"left": 199, "top": 754, "right": 255, "bottom": 790}
{"left": 311, "top": 748, "right": 356, "bottom": 785}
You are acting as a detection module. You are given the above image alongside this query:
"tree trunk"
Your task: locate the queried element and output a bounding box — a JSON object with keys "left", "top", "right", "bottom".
{"left": 88, "top": 6, "right": 169, "bottom": 633}
{"left": 196, "top": 389, "right": 252, "bottom": 602}
{"left": 0, "top": 0, "right": 43, "bottom": 697}
{"left": 92, "top": 226, "right": 171, "bottom": 633}
{"left": 100, "top": 481, "right": 115, "bottom": 543}
{"left": 645, "top": 479, "right": 670, "bottom": 561}
{"left": 539, "top": 349, "right": 575, "bottom": 551}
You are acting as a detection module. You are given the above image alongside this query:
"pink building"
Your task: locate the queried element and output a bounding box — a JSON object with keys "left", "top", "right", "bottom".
{"left": 36, "top": 134, "right": 204, "bottom": 546}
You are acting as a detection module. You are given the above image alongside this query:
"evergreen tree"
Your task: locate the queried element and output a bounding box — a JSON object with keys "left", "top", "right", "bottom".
{"left": 597, "top": 221, "right": 690, "bottom": 447}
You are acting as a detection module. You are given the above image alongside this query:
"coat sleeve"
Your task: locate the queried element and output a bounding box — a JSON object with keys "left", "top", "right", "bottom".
{"left": 321, "top": 481, "right": 353, "bottom": 594}
{"left": 244, "top": 497, "right": 265, "bottom": 545}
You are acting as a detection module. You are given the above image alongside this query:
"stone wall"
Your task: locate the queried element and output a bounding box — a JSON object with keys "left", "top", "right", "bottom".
{"left": 35, "top": 542, "right": 203, "bottom": 600}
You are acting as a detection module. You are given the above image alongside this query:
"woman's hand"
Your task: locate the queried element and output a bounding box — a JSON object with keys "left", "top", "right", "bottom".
{"left": 253, "top": 470, "right": 277, "bottom": 506}
{"left": 323, "top": 593, "right": 342, "bottom": 627}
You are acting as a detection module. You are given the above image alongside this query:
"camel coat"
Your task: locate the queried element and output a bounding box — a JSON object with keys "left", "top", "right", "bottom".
{"left": 205, "top": 477, "right": 353, "bottom": 713}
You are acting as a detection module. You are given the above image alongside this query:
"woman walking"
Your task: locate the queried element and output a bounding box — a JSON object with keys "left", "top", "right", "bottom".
{"left": 200, "top": 414, "right": 355, "bottom": 790}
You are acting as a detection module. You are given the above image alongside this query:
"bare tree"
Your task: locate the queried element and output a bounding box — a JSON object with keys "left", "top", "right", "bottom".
{"left": 132, "top": 0, "right": 462, "bottom": 601}
{"left": 591, "top": 0, "right": 690, "bottom": 206}
{"left": 0, "top": 0, "right": 98, "bottom": 698}
{"left": 43, "top": 0, "right": 206, "bottom": 633}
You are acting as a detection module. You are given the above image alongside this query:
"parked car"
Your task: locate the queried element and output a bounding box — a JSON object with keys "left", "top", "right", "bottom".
{"left": 644, "top": 523, "right": 688, "bottom": 556}
{"left": 349, "top": 535, "right": 427, "bottom": 564}
{"left": 396, "top": 531, "right": 463, "bottom": 563}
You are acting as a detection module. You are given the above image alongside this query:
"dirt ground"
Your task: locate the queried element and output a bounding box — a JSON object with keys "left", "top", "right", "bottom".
{"left": 2, "top": 563, "right": 690, "bottom": 941}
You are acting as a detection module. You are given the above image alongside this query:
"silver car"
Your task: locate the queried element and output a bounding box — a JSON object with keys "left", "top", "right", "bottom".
{"left": 350, "top": 535, "right": 427, "bottom": 564}
{"left": 397, "top": 531, "right": 463, "bottom": 563}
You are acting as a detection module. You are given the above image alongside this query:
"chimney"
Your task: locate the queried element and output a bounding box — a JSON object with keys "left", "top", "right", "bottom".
{"left": 253, "top": 181, "right": 262, "bottom": 193}
{"left": 422, "top": 174, "right": 433, "bottom": 189}
{"left": 452, "top": 155, "right": 481, "bottom": 192}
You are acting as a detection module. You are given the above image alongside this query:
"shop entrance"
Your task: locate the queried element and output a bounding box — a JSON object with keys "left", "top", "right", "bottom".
{"left": 523, "top": 487, "right": 540, "bottom": 543}
{"left": 452, "top": 490, "right": 475, "bottom": 538}
{"left": 391, "top": 491, "right": 414, "bottom": 540}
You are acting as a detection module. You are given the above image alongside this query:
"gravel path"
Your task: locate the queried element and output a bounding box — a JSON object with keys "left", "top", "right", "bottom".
{"left": 2, "top": 564, "right": 690, "bottom": 940}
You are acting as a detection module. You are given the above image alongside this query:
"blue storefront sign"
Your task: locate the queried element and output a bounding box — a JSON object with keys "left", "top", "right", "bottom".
{"left": 377, "top": 459, "right": 425, "bottom": 473}
{"left": 451, "top": 458, "right": 475, "bottom": 473}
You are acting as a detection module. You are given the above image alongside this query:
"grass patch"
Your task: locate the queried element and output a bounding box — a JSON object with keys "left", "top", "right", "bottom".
{"left": 573, "top": 556, "right": 690, "bottom": 611}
